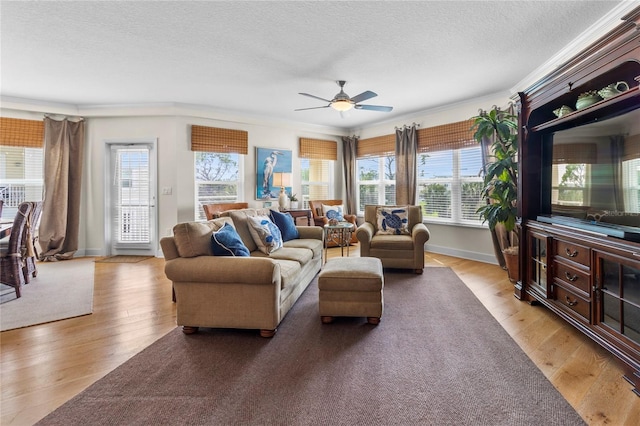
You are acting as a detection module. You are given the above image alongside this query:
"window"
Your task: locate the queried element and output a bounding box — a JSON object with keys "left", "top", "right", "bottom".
{"left": 300, "top": 158, "right": 333, "bottom": 208}
{"left": 417, "top": 146, "right": 484, "bottom": 225}
{"left": 0, "top": 146, "right": 44, "bottom": 220}
{"left": 356, "top": 155, "right": 396, "bottom": 212}
{"left": 0, "top": 117, "right": 44, "bottom": 220}
{"left": 299, "top": 138, "right": 337, "bottom": 208}
{"left": 194, "top": 152, "right": 242, "bottom": 220}
{"left": 190, "top": 125, "right": 248, "bottom": 221}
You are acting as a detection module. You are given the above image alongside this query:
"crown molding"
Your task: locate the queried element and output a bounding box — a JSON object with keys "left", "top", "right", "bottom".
{"left": 510, "top": 1, "right": 640, "bottom": 95}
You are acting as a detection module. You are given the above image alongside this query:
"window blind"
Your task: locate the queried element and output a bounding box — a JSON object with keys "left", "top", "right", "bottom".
{"left": 0, "top": 117, "right": 44, "bottom": 148}
{"left": 299, "top": 138, "right": 337, "bottom": 160}
{"left": 357, "top": 134, "right": 395, "bottom": 158}
{"left": 623, "top": 134, "right": 640, "bottom": 161}
{"left": 417, "top": 119, "right": 476, "bottom": 153}
{"left": 553, "top": 143, "right": 597, "bottom": 164}
{"left": 191, "top": 125, "right": 248, "bottom": 154}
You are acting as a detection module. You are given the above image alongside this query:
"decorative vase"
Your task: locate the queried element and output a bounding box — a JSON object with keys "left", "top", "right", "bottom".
{"left": 553, "top": 105, "right": 574, "bottom": 118}
{"left": 597, "top": 81, "right": 629, "bottom": 99}
{"left": 503, "top": 246, "right": 520, "bottom": 283}
{"left": 575, "top": 90, "right": 603, "bottom": 110}
{"left": 278, "top": 189, "right": 288, "bottom": 209}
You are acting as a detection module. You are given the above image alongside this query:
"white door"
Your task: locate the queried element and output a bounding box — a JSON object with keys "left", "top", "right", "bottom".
{"left": 106, "top": 140, "right": 157, "bottom": 256}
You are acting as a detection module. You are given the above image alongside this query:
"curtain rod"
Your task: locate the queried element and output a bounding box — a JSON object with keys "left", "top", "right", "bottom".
{"left": 394, "top": 122, "right": 419, "bottom": 130}
{"left": 44, "top": 113, "right": 85, "bottom": 122}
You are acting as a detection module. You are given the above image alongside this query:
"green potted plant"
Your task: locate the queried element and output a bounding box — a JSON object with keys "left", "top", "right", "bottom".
{"left": 472, "top": 106, "right": 519, "bottom": 282}
{"left": 289, "top": 193, "right": 299, "bottom": 209}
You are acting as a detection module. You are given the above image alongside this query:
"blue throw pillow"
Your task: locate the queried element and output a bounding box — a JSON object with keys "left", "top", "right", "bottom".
{"left": 211, "top": 223, "right": 250, "bottom": 257}
{"left": 269, "top": 210, "right": 300, "bottom": 242}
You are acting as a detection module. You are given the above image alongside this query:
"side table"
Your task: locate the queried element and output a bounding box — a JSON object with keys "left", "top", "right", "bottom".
{"left": 323, "top": 222, "right": 355, "bottom": 264}
{"left": 279, "top": 208, "right": 312, "bottom": 226}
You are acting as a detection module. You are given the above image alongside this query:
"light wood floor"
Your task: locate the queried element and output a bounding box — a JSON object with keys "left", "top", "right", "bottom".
{"left": 1, "top": 248, "right": 639, "bottom": 425}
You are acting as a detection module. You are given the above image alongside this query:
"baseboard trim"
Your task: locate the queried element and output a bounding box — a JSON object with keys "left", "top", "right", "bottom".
{"left": 424, "top": 244, "right": 498, "bottom": 265}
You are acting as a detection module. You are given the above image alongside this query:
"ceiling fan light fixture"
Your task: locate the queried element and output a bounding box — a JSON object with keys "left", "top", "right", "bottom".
{"left": 331, "top": 100, "right": 353, "bottom": 112}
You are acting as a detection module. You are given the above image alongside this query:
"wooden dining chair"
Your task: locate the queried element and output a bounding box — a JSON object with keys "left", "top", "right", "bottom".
{"left": 0, "top": 202, "right": 32, "bottom": 298}
{"left": 23, "top": 201, "right": 44, "bottom": 284}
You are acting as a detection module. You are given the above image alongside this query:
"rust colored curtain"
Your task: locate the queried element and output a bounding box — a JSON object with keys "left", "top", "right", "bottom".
{"left": 39, "top": 117, "right": 85, "bottom": 261}
{"left": 395, "top": 125, "right": 417, "bottom": 205}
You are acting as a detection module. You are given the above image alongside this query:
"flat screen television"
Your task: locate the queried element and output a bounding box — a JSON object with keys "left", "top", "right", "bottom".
{"left": 537, "top": 107, "right": 640, "bottom": 242}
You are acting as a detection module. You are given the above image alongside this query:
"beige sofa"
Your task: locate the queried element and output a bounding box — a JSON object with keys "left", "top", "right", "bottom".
{"left": 356, "top": 205, "right": 430, "bottom": 274}
{"left": 160, "top": 208, "right": 323, "bottom": 337}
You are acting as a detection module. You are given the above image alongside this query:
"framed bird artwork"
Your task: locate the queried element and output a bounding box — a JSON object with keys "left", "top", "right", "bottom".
{"left": 256, "top": 147, "right": 292, "bottom": 200}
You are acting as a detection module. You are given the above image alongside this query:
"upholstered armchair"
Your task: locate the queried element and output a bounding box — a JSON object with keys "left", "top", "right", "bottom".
{"left": 356, "top": 205, "right": 430, "bottom": 274}
{"left": 309, "top": 199, "right": 358, "bottom": 245}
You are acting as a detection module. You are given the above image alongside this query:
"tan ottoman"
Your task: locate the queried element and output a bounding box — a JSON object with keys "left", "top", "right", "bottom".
{"left": 318, "top": 257, "right": 384, "bottom": 325}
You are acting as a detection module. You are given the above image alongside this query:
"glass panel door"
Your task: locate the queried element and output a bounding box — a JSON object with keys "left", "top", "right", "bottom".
{"left": 107, "top": 142, "right": 157, "bottom": 256}
{"left": 597, "top": 254, "right": 640, "bottom": 347}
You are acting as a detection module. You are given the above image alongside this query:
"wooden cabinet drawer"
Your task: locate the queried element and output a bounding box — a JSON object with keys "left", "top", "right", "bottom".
{"left": 554, "top": 285, "right": 591, "bottom": 322}
{"left": 555, "top": 240, "right": 590, "bottom": 267}
{"left": 553, "top": 261, "right": 590, "bottom": 295}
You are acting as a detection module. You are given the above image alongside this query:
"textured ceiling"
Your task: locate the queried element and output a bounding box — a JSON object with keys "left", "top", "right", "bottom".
{"left": 0, "top": 1, "right": 633, "bottom": 130}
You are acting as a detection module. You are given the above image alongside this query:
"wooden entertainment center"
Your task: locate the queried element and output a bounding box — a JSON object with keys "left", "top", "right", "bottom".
{"left": 516, "top": 7, "right": 640, "bottom": 395}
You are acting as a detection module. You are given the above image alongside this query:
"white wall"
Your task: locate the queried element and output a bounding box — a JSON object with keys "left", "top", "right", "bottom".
{"left": 2, "top": 91, "right": 510, "bottom": 263}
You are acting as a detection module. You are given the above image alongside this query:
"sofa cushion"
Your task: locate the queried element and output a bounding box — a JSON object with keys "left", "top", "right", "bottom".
{"left": 283, "top": 238, "right": 323, "bottom": 259}
{"left": 247, "top": 215, "right": 283, "bottom": 254}
{"left": 322, "top": 204, "right": 344, "bottom": 222}
{"left": 211, "top": 223, "right": 250, "bottom": 257}
{"left": 269, "top": 210, "right": 300, "bottom": 242}
{"left": 370, "top": 234, "right": 415, "bottom": 250}
{"left": 376, "top": 206, "right": 410, "bottom": 235}
{"left": 173, "top": 218, "right": 232, "bottom": 257}
{"left": 268, "top": 246, "right": 312, "bottom": 265}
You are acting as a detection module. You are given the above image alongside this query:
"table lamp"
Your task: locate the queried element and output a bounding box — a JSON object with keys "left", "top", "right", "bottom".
{"left": 272, "top": 172, "right": 291, "bottom": 209}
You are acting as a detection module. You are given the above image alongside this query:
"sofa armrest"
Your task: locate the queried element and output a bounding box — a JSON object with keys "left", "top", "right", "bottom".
{"left": 160, "top": 237, "right": 180, "bottom": 260}
{"left": 164, "top": 256, "right": 280, "bottom": 285}
{"left": 296, "top": 225, "right": 323, "bottom": 240}
{"left": 411, "top": 223, "right": 430, "bottom": 246}
{"left": 355, "top": 222, "right": 375, "bottom": 244}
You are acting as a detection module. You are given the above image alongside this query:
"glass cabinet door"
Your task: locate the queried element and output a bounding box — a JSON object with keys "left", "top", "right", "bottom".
{"left": 596, "top": 254, "right": 640, "bottom": 347}
{"left": 528, "top": 231, "right": 550, "bottom": 298}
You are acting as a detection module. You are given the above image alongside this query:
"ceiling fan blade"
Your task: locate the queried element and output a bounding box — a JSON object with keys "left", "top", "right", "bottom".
{"left": 299, "top": 92, "right": 333, "bottom": 103}
{"left": 294, "top": 105, "right": 330, "bottom": 111}
{"left": 350, "top": 90, "right": 377, "bottom": 104}
{"left": 355, "top": 104, "right": 393, "bottom": 112}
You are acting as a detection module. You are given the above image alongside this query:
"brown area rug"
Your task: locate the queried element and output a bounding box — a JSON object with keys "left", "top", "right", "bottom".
{"left": 36, "top": 268, "right": 585, "bottom": 425}
{"left": 94, "top": 255, "right": 153, "bottom": 263}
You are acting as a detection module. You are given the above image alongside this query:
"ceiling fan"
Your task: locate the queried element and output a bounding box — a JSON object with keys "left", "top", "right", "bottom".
{"left": 295, "top": 81, "right": 393, "bottom": 113}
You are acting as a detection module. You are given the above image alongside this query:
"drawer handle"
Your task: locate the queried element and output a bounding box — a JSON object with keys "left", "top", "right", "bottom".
{"left": 565, "top": 296, "right": 578, "bottom": 307}
{"left": 564, "top": 271, "right": 578, "bottom": 282}
{"left": 565, "top": 248, "right": 579, "bottom": 257}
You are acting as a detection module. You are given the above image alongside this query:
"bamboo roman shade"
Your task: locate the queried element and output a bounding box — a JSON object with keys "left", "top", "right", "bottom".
{"left": 417, "top": 119, "right": 475, "bottom": 153}
{"left": 0, "top": 117, "right": 44, "bottom": 148}
{"left": 190, "top": 125, "right": 248, "bottom": 154}
{"left": 623, "top": 134, "right": 640, "bottom": 161}
{"left": 299, "top": 138, "right": 337, "bottom": 160}
{"left": 357, "top": 134, "right": 395, "bottom": 158}
{"left": 553, "top": 143, "right": 597, "bottom": 164}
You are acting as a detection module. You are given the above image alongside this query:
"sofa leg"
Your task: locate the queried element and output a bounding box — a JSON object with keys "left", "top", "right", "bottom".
{"left": 415, "top": 268, "right": 423, "bottom": 275}
{"left": 321, "top": 316, "right": 334, "bottom": 324}
{"left": 367, "top": 317, "right": 380, "bottom": 325}
{"left": 182, "top": 326, "right": 199, "bottom": 335}
{"left": 260, "top": 329, "right": 276, "bottom": 338}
